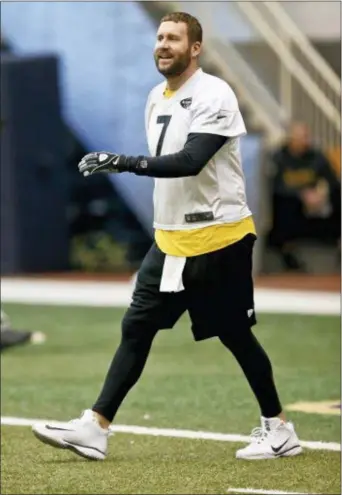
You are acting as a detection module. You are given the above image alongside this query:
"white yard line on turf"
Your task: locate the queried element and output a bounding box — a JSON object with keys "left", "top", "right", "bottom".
{"left": 0, "top": 278, "right": 340, "bottom": 315}
{"left": 1, "top": 416, "right": 340, "bottom": 452}
{"left": 227, "top": 489, "right": 308, "bottom": 495}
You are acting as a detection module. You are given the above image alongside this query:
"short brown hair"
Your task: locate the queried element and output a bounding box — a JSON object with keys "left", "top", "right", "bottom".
{"left": 160, "top": 12, "right": 203, "bottom": 44}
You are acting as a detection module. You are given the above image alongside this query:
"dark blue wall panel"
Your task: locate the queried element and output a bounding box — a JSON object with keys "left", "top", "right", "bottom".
{"left": 1, "top": 54, "right": 69, "bottom": 274}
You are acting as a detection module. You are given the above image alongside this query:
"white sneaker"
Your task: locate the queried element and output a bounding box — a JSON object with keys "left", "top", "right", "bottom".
{"left": 236, "top": 416, "right": 303, "bottom": 460}
{"left": 32, "top": 410, "right": 109, "bottom": 460}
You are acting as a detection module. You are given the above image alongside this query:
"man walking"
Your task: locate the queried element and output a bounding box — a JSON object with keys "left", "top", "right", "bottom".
{"left": 33, "top": 12, "right": 301, "bottom": 461}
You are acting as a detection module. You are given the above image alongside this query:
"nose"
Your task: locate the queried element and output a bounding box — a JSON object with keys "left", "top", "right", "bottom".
{"left": 158, "top": 38, "right": 170, "bottom": 50}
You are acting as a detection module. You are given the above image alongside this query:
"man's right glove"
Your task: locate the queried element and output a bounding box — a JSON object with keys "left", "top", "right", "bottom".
{"left": 78, "top": 152, "right": 148, "bottom": 177}
{"left": 78, "top": 152, "right": 121, "bottom": 176}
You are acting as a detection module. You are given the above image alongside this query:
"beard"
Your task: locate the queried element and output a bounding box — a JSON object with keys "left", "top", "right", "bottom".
{"left": 154, "top": 48, "right": 192, "bottom": 77}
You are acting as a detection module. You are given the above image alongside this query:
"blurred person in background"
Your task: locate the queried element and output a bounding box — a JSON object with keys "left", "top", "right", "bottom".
{"left": 0, "top": 34, "right": 10, "bottom": 52}
{"left": 1, "top": 308, "right": 46, "bottom": 351}
{"left": 268, "top": 122, "right": 341, "bottom": 271}
{"left": 32, "top": 11, "right": 302, "bottom": 462}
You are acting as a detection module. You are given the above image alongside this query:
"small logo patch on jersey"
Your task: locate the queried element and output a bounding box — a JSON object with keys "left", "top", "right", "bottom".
{"left": 180, "top": 97, "right": 192, "bottom": 109}
{"left": 185, "top": 211, "right": 214, "bottom": 223}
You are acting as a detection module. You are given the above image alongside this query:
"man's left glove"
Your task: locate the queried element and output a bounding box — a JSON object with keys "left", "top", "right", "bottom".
{"left": 78, "top": 152, "right": 123, "bottom": 176}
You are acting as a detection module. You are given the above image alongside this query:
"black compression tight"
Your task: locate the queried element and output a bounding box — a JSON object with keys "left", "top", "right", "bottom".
{"left": 92, "top": 322, "right": 282, "bottom": 423}
{"left": 219, "top": 327, "right": 282, "bottom": 418}
{"left": 92, "top": 322, "right": 158, "bottom": 422}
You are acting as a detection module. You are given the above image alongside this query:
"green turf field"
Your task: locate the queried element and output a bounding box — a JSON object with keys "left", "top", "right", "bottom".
{"left": 1, "top": 303, "right": 341, "bottom": 494}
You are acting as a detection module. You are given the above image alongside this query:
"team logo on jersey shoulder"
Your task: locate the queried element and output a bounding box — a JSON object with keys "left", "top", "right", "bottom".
{"left": 180, "top": 97, "right": 192, "bottom": 109}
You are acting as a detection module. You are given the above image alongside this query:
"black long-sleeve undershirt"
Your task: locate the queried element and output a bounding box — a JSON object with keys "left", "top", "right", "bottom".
{"left": 124, "top": 133, "right": 228, "bottom": 178}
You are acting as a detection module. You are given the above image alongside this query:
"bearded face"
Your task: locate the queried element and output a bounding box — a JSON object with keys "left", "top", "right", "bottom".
{"left": 154, "top": 21, "right": 195, "bottom": 77}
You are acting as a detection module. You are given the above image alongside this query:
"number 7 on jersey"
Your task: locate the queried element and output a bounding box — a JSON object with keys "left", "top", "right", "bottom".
{"left": 156, "top": 115, "right": 172, "bottom": 156}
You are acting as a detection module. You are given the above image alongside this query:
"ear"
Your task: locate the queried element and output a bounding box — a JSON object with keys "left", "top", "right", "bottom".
{"left": 191, "top": 41, "right": 202, "bottom": 58}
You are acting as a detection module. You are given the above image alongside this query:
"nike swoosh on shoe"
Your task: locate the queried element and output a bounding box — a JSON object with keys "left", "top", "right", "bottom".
{"left": 271, "top": 438, "right": 289, "bottom": 453}
{"left": 45, "top": 425, "right": 75, "bottom": 432}
{"left": 274, "top": 444, "right": 301, "bottom": 457}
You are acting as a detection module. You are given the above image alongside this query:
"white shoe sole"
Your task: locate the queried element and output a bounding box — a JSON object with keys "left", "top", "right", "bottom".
{"left": 236, "top": 444, "right": 303, "bottom": 460}
{"left": 32, "top": 426, "right": 106, "bottom": 461}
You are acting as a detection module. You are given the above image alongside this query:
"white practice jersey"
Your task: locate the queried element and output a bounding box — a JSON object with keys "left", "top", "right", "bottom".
{"left": 145, "top": 68, "right": 252, "bottom": 230}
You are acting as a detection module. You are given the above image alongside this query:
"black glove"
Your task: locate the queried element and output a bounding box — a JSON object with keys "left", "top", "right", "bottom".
{"left": 78, "top": 151, "right": 149, "bottom": 177}
{"left": 78, "top": 152, "right": 122, "bottom": 176}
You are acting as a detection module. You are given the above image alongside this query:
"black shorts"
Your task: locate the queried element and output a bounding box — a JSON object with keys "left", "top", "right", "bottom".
{"left": 124, "top": 234, "right": 257, "bottom": 341}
